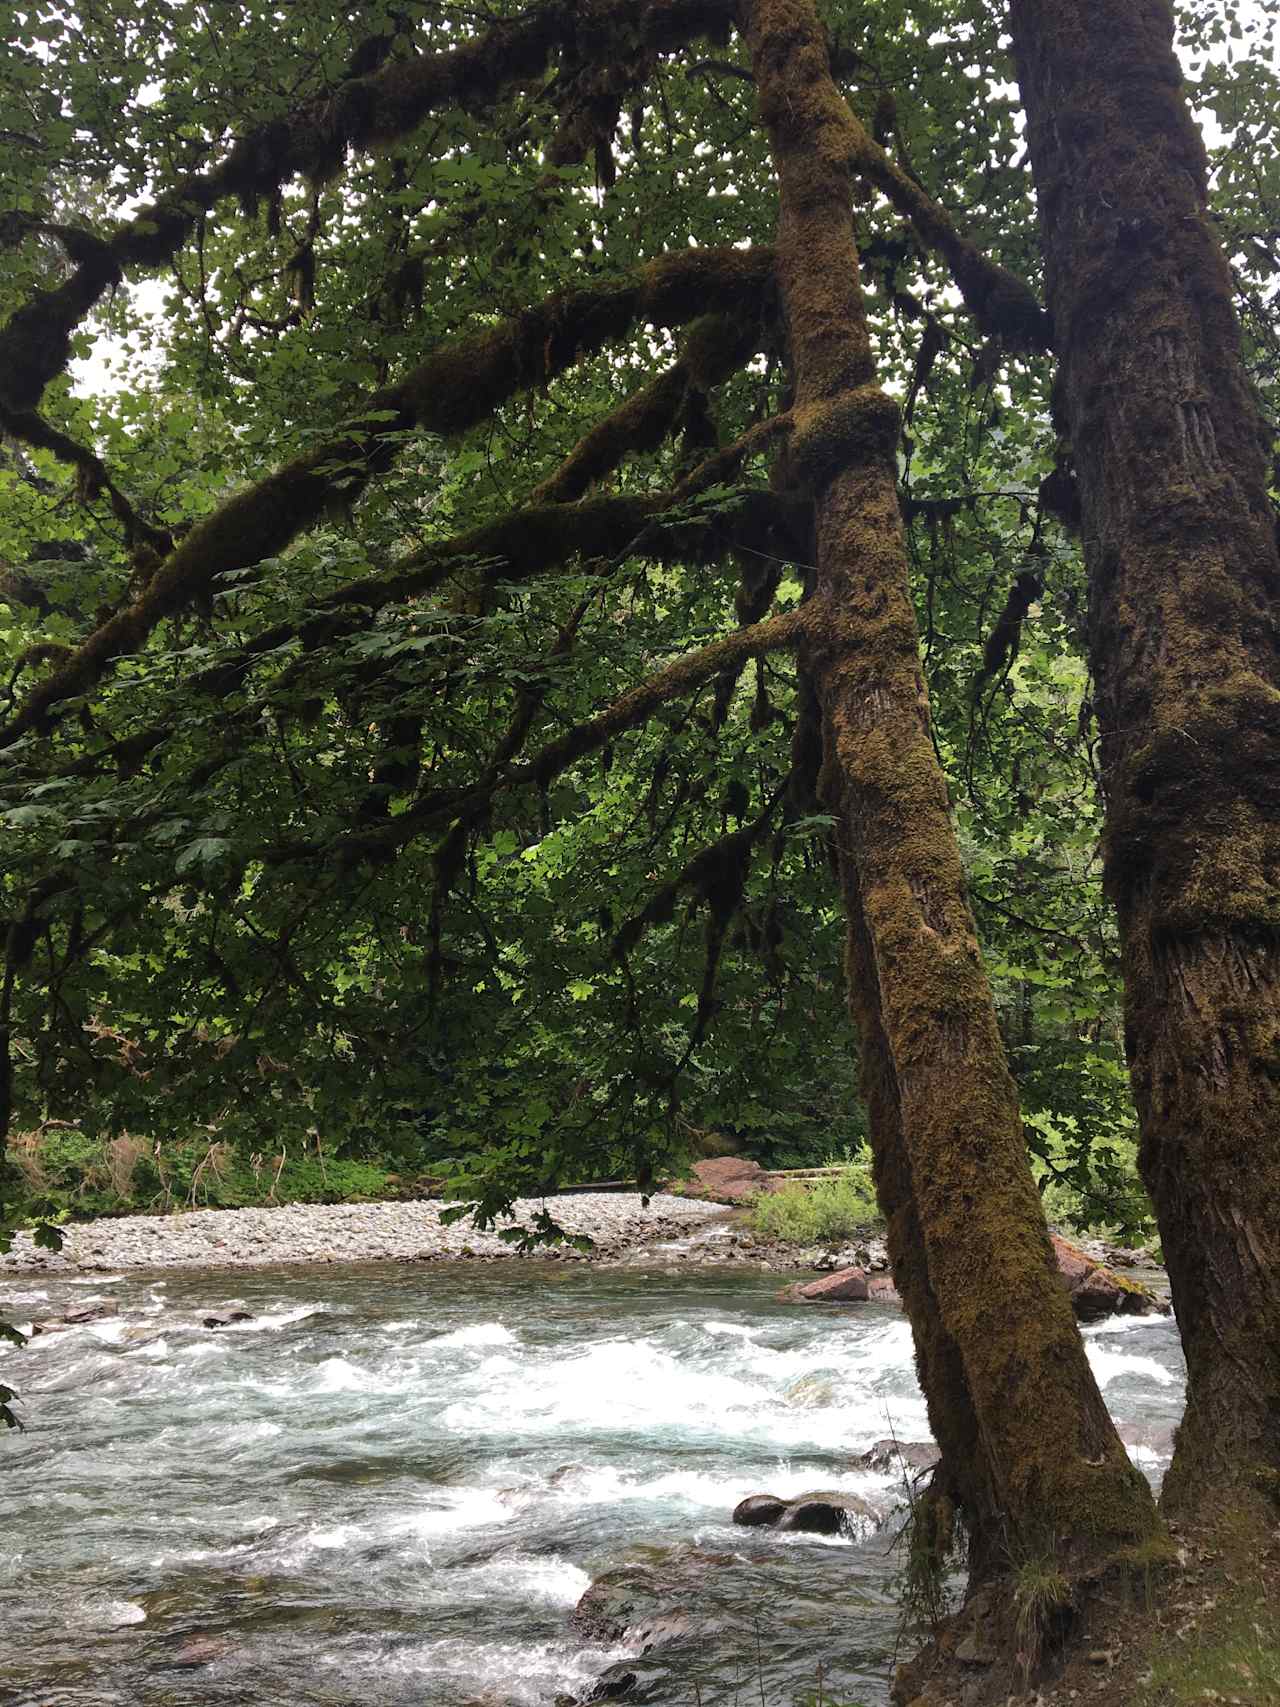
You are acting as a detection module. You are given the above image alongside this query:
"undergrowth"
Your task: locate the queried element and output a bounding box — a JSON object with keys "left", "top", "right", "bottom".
{"left": 749, "top": 1154, "right": 879, "bottom": 1245}
{"left": 2, "top": 1124, "right": 396, "bottom": 1227}
{"left": 1143, "top": 1597, "right": 1280, "bottom": 1705}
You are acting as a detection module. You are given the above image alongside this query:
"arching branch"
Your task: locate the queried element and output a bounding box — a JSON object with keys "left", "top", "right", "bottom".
{"left": 0, "top": 244, "right": 773, "bottom": 749}
{"left": 531, "top": 311, "right": 767, "bottom": 504}
{"left": 0, "top": 0, "right": 740, "bottom": 429}
{"left": 846, "top": 114, "right": 1051, "bottom": 349}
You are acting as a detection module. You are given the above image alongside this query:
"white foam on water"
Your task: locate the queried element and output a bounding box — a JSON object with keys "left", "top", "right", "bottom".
{"left": 436, "top": 1319, "right": 933, "bottom": 1454}
{"left": 67, "top": 1276, "right": 124, "bottom": 1286}
{"left": 702, "top": 1320, "right": 761, "bottom": 1339}
{"left": 224, "top": 1419, "right": 283, "bottom": 1446}
{"left": 1086, "top": 1343, "right": 1177, "bottom": 1388}
{"left": 1084, "top": 1311, "right": 1170, "bottom": 1335}
{"left": 543, "top": 1461, "right": 888, "bottom": 1516}
{"left": 772, "top": 1526, "right": 859, "bottom": 1549}
{"left": 443, "top": 1553, "right": 592, "bottom": 1608}
{"left": 84, "top": 1600, "right": 147, "bottom": 1629}
{"left": 87, "top": 1320, "right": 130, "bottom": 1345}
{"left": 348, "top": 1636, "right": 625, "bottom": 1705}
{"left": 303, "top": 1524, "right": 357, "bottom": 1550}
{"left": 233, "top": 1304, "right": 326, "bottom": 1333}
{"left": 392, "top": 1486, "right": 519, "bottom": 1543}
{"left": 1127, "top": 1443, "right": 1164, "bottom": 1468}
{"left": 310, "top": 1356, "right": 376, "bottom": 1393}
{"left": 429, "top": 1321, "right": 517, "bottom": 1350}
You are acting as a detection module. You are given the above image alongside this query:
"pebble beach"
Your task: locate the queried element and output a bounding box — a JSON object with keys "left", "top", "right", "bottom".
{"left": 0, "top": 1191, "right": 739, "bottom": 1274}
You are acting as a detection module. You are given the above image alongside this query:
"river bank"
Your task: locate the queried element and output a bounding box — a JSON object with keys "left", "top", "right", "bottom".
{"left": 0, "top": 1191, "right": 743, "bottom": 1274}
{"left": 0, "top": 1189, "right": 1161, "bottom": 1282}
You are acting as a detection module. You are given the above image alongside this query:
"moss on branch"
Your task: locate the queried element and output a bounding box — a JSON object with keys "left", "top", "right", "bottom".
{"left": 0, "top": 245, "right": 772, "bottom": 750}
{"left": 0, "top": 0, "right": 739, "bottom": 430}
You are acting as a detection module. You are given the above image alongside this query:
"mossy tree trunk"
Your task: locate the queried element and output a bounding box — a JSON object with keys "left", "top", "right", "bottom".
{"left": 740, "top": 0, "right": 1160, "bottom": 1570}
{"left": 1010, "top": 0, "right": 1280, "bottom": 1515}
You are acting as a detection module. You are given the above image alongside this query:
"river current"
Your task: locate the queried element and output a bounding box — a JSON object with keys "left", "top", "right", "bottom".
{"left": 0, "top": 1260, "right": 1185, "bottom": 1707}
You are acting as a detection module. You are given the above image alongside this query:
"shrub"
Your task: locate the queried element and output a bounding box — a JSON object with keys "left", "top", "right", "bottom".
{"left": 750, "top": 1156, "right": 879, "bottom": 1245}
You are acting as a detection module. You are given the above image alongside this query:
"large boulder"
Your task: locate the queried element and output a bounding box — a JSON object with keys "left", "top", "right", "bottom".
{"left": 732, "top": 1489, "right": 878, "bottom": 1538}
{"left": 1050, "top": 1233, "right": 1168, "bottom": 1321}
{"left": 778, "top": 1265, "right": 869, "bottom": 1303}
{"left": 797, "top": 1267, "right": 869, "bottom": 1302}
{"left": 680, "top": 1157, "right": 773, "bottom": 1204}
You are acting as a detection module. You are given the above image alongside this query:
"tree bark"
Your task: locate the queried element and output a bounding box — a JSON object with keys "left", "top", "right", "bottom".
{"left": 1010, "top": 0, "right": 1280, "bottom": 1515}
{"left": 740, "top": 0, "right": 1160, "bottom": 1568}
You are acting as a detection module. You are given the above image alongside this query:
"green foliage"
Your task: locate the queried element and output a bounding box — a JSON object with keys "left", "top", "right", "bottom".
{"left": 2, "top": 1127, "right": 392, "bottom": 1225}
{"left": 749, "top": 1158, "right": 879, "bottom": 1246}
{"left": 1, "top": 0, "right": 1272, "bottom": 1227}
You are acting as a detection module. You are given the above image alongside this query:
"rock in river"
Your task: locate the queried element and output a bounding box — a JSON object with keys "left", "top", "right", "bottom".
{"left": 1050, "top": 1234, "right": 1167, "bottom": 1322}
{"left": 732, "top": 1489, "right": 878, "bottom": 1537}
{"left": 778, "top": 1266, "right": 869, "bottom": 1303}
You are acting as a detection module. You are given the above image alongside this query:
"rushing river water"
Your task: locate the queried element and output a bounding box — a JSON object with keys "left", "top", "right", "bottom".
{"left": 1, "top": 1259, "right": 1185, "bottom": 1707}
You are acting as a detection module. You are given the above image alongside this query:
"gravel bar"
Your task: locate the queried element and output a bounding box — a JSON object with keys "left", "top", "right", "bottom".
{"left": 0, "top": 1193, "right": 733, "bottom": 1275}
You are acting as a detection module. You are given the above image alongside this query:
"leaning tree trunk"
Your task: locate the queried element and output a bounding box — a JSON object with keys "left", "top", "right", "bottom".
{"left": 1010, "top": 0, "right": 1280, "bottom": 1516}
{"left": 740, "top": 0, "right": 1160, "bottom": 1570}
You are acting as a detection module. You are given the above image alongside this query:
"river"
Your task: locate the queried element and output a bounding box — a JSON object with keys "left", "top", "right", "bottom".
{"left": 0, "top": 1259, "right": 1185, "bottom": 1707}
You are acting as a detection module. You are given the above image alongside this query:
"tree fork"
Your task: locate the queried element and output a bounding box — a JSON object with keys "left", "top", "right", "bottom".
{"left": 740, "top": 0, "right": 1160, "bottom": 1576}
{"left": 1009, "top": 0, "right": 1280, "bottom": 1514}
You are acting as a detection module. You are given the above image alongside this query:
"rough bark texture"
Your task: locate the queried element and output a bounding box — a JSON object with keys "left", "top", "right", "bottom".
{"left": 841, "top": 857, "right": 1004, "bottom": 1587}
{"left": 1010, "top": 0, "right": 1280, "bottom": 1514}
{"left": 742, "top": 0, "right": 1160, "bottom": 1565}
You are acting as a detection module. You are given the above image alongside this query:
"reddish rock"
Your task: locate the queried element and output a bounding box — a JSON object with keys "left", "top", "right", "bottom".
{"left": 867, "top": 1273, "right": 901, "bottom": 1304}
{"left": 796, "top": 1266, "right": 869, "bottom": 1303}
{"left": 1051, "top": 1233, "right": 1166, "bottom": 1321}
{"left": 1050, "top": 1233, "right": 1095, "bottom": 1289}
{"left": 681, "top": 1157, "right": 773, "bottom": 1204}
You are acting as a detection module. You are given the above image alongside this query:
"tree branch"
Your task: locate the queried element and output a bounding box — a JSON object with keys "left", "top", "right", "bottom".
{"left": 0, "top": 0, "right": 739, "bottom": 427}
{"left": 0, "top": 244, "right": 773, "bottom": 749}
{"left": 846, "top": 116, "right": 1051, "bottom": 349}
{"left": 271, "top": 606, "right": 804, "bottom": 866}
